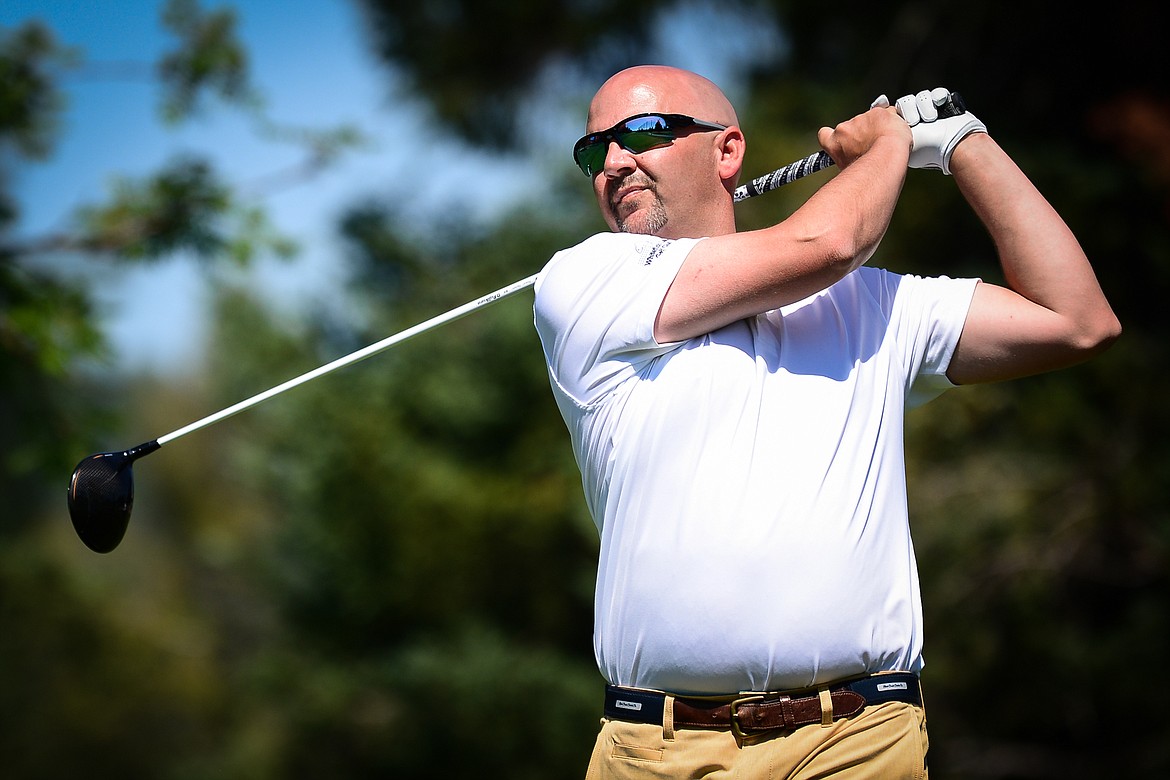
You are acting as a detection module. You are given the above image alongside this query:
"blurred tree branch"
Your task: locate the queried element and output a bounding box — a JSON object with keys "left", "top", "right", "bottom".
{"left": 158, "top": 0, "right": 259, "bottom": 120}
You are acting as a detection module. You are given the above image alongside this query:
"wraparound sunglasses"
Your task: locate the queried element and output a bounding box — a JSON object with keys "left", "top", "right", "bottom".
{"left": 572, "top": 113, "right": 728, "bottom": 177}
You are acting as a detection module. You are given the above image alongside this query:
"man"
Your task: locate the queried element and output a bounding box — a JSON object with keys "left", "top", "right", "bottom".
{"left": 533, "top": 66, "right": 1119, "bottom": 778}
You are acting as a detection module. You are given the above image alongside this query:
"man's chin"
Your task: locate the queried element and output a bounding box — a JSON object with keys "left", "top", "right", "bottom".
{"left": 615, "top": 206, "right": 668, "bottom": 236}
{"left": 618, "top": 222, "right": 659, "bottom": 235}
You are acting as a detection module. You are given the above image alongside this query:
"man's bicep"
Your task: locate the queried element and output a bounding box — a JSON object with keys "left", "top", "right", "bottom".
{"left": 946, "top": 281, "right": 1079, "bottom": 385}
{"left": 653, "top": 237, "right": 736, "bottom": 343}
{"left": 655, "top": 229, "right": 850, "bottom": 343}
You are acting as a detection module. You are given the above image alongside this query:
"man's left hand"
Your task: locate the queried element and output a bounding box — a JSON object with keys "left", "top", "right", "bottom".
{"left": 891, "top": 88, "right": 987, "bottom": 174}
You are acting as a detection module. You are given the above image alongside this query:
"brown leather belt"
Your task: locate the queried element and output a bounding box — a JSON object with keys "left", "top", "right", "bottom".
{"left": 604, "top": 673, "right": 921, "bottom": 735}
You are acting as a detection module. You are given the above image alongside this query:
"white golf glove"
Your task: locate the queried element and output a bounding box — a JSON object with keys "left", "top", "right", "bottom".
{"left": 872, "top": 88, "right": 987, "bottom": 174}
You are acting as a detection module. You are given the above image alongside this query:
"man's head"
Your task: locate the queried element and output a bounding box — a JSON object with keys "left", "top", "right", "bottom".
{"left": 578, "top": 66, "right": 745, "bottom": 238}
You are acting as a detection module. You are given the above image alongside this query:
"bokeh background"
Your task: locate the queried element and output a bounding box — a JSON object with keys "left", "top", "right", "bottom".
{"left": 2, "top": 1, "right": 1166, "bottom": 777}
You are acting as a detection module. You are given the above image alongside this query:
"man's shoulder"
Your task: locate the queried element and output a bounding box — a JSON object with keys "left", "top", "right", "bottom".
{"left": 553, "top": 232, "right": 677, "bottom": 263}
{"left": 538, "top": 233, "right": 696, "bottom": 295}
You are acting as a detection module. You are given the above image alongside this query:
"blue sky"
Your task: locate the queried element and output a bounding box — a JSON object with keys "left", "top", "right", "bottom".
{"left": 3, "top": 0, "right": 781, "bottom": 372}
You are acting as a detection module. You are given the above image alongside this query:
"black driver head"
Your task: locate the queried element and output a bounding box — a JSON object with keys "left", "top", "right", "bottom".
{"left": 67, "top": 441, "right": 160, "bottom": 553}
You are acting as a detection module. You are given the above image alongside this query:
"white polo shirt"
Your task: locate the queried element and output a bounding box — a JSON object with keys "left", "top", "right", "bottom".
{"left": 534, "top": 232, "right": 978, "bottom": 695}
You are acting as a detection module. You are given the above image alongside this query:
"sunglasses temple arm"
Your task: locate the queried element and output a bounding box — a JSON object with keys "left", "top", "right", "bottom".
{"left": 732, "top": 151, "right": 835, "bottom": 203}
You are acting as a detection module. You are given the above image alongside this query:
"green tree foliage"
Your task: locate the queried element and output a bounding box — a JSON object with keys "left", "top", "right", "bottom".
{"left": 355, "top": 0, "right": 664, "bottom": 147}
{"left": 0, "top": 21, "right": 68, "bottom": 161}
{"left": 0, "top": 21, "right": 97, "bottom": 527}
{"left": 158, "top": 0, "right": 258, "bottom": 120}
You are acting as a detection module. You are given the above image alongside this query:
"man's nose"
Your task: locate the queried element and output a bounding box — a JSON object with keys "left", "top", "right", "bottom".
{"left": 602, "top": 140, "right": 636, "bottom": 176}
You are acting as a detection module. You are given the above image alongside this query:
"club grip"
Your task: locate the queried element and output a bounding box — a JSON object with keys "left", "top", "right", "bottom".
{"left": 733, "top": 151, "right": 835, "bottom": 202}
{"left": 938, "top": 91, "right": 967, "bottom": 118}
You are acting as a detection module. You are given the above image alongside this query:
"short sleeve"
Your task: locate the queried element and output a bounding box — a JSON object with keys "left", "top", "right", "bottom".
{"left": 534, "top": 233, "right": 703, "bottom": 407}
{"left": 894, "top": 274, "right": 980, "bottom": 407}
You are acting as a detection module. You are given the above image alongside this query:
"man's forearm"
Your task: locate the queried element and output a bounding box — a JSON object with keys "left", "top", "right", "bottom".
{"left": 943, "top": 133, "right": 1120, "bottom": 383}
{"left": 951, "top": 133, "right": 1117, "bottom": 336}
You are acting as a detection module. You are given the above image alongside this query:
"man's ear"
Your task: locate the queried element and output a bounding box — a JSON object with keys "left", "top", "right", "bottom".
{"left": 717, "top": 127, "right": 746, "bottom": 185}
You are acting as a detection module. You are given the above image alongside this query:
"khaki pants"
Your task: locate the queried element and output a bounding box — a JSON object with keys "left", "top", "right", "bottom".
{"left": 585, "top": 700, "right": 928, "bottom": 779}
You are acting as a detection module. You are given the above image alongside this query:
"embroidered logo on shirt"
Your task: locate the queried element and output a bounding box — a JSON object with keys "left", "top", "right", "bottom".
{"left": 637, "top": 239, "right": 670, "bottom": 266}
{"left": 614, "top": 700, "right": 643, "bottom": 711}
{"left": 876, "top": 682, "right": 909, "bottom": 692}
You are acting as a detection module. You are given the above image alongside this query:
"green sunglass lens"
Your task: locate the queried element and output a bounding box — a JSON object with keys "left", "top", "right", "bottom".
{"left": 619, "top": 130, "right": 672, "bottom": 153}
{"left": 576, "top": 144, "right": 605, "bottom": 176}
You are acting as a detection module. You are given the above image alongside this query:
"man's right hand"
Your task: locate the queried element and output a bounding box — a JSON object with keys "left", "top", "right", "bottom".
{"left": 816, "top": 104, "right": 912, "bottom": 169}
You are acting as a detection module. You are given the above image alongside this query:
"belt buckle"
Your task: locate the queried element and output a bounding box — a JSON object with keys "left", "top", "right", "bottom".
{"left": 729, "top": 694, "right": 765, "bottom": 738}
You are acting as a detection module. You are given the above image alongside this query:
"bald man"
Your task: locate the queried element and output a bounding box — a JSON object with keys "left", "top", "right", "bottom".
{"left": 533, "top": 66, "right": 1118, "bottom": 778}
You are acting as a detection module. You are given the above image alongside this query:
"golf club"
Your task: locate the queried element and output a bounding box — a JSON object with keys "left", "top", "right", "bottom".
{"left": 67, "top": 272, "right": 539, "bottom": 553}
{"left": 68, "top": 122, "right": 937, "bottom": 553}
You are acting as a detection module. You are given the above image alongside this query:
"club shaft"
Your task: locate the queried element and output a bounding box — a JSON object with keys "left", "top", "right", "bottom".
{"left": 157, "top": 273, "right": 540, "bottom": 445}
{"left": 154, "top": 151, "right": 832, "bottom": 447}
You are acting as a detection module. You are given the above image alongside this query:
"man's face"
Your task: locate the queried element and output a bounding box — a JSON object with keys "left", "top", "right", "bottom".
{"left": 587, "top": 117, "right": 721, "bottom": 238}
{"left": 585, "top": 85, "right": 725, "bottom": 238}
